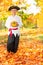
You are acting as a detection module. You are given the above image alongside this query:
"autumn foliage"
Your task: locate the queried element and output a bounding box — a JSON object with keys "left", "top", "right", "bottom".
{"left": 0, "top": 38, "right": 43, "bottom": 65}
{"left": 0, "top": 0, "right": 43, "bottom": 65}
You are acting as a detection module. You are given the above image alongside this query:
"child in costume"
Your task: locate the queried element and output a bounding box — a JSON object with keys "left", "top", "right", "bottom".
{"left": 5, "top": 5, "right": 23, "bottom": 53}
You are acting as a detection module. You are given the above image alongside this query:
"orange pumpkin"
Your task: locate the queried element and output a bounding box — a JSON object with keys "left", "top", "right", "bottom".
{"left": 11, "top": 21, "right": 18, "bottom": 27}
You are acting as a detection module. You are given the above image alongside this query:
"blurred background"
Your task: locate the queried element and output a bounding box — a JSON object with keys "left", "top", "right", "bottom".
{"left": 0, "top": 1, "right": 43, "bottom": 65}
{"left": 0, "top": 0, "right": 43, "bottom": 44}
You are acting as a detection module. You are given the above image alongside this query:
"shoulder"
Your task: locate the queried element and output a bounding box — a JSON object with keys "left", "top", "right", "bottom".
{"left": 6, "top": 16, "right": 13, "bottom": 21}
{"left": 6, "top": 16, "right": 13, "bottom": 22}
{"left": 15, "top": 15, "right": 21, "bottom": 19}
{"left": 7, "top": 15, "right": 12, "bottom": 19}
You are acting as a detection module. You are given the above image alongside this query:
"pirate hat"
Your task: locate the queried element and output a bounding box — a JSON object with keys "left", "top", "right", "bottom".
{"left": 8, "top": 5, "right": 20, "bottom": 11}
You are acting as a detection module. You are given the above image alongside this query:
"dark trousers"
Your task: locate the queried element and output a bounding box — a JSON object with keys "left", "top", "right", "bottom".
{"left": 7, "top": 34, "right": 20, "bottom": 53}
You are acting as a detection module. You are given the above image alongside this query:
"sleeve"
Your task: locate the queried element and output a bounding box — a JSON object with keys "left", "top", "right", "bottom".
{"left": 18, "top": 17, "right": 23, "bottom": 28}
{"left": 5, "top": 17, "right": 10, "bottom": 29}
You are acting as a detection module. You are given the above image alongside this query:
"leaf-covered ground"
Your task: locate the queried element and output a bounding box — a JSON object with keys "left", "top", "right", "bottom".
{"left": 0, "top": 28, "right": 43, "bottom": 65}
{"left": 0, "top": 38, "right": 43, "bottom": 65}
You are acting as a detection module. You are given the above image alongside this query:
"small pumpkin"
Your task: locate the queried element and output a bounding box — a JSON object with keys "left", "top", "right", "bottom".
{"left": 11, "top": 21, "right": 18, "bottom": 27}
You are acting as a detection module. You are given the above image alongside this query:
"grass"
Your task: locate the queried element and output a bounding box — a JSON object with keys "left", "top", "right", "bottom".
{"left": 36, "top": 35, "right": 43, "bottom": 42}
{"left": 0, "top": 28, "right": 43, "bottom": 44}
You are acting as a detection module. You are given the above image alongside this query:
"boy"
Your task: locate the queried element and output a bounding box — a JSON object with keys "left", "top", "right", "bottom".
{"left": 5, "top": 5, "right": 23, "bottom": 53}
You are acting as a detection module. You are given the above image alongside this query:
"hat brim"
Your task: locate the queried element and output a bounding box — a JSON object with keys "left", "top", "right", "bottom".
{"left": 8, "top": 6, "right": 20, "bottom": 11}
